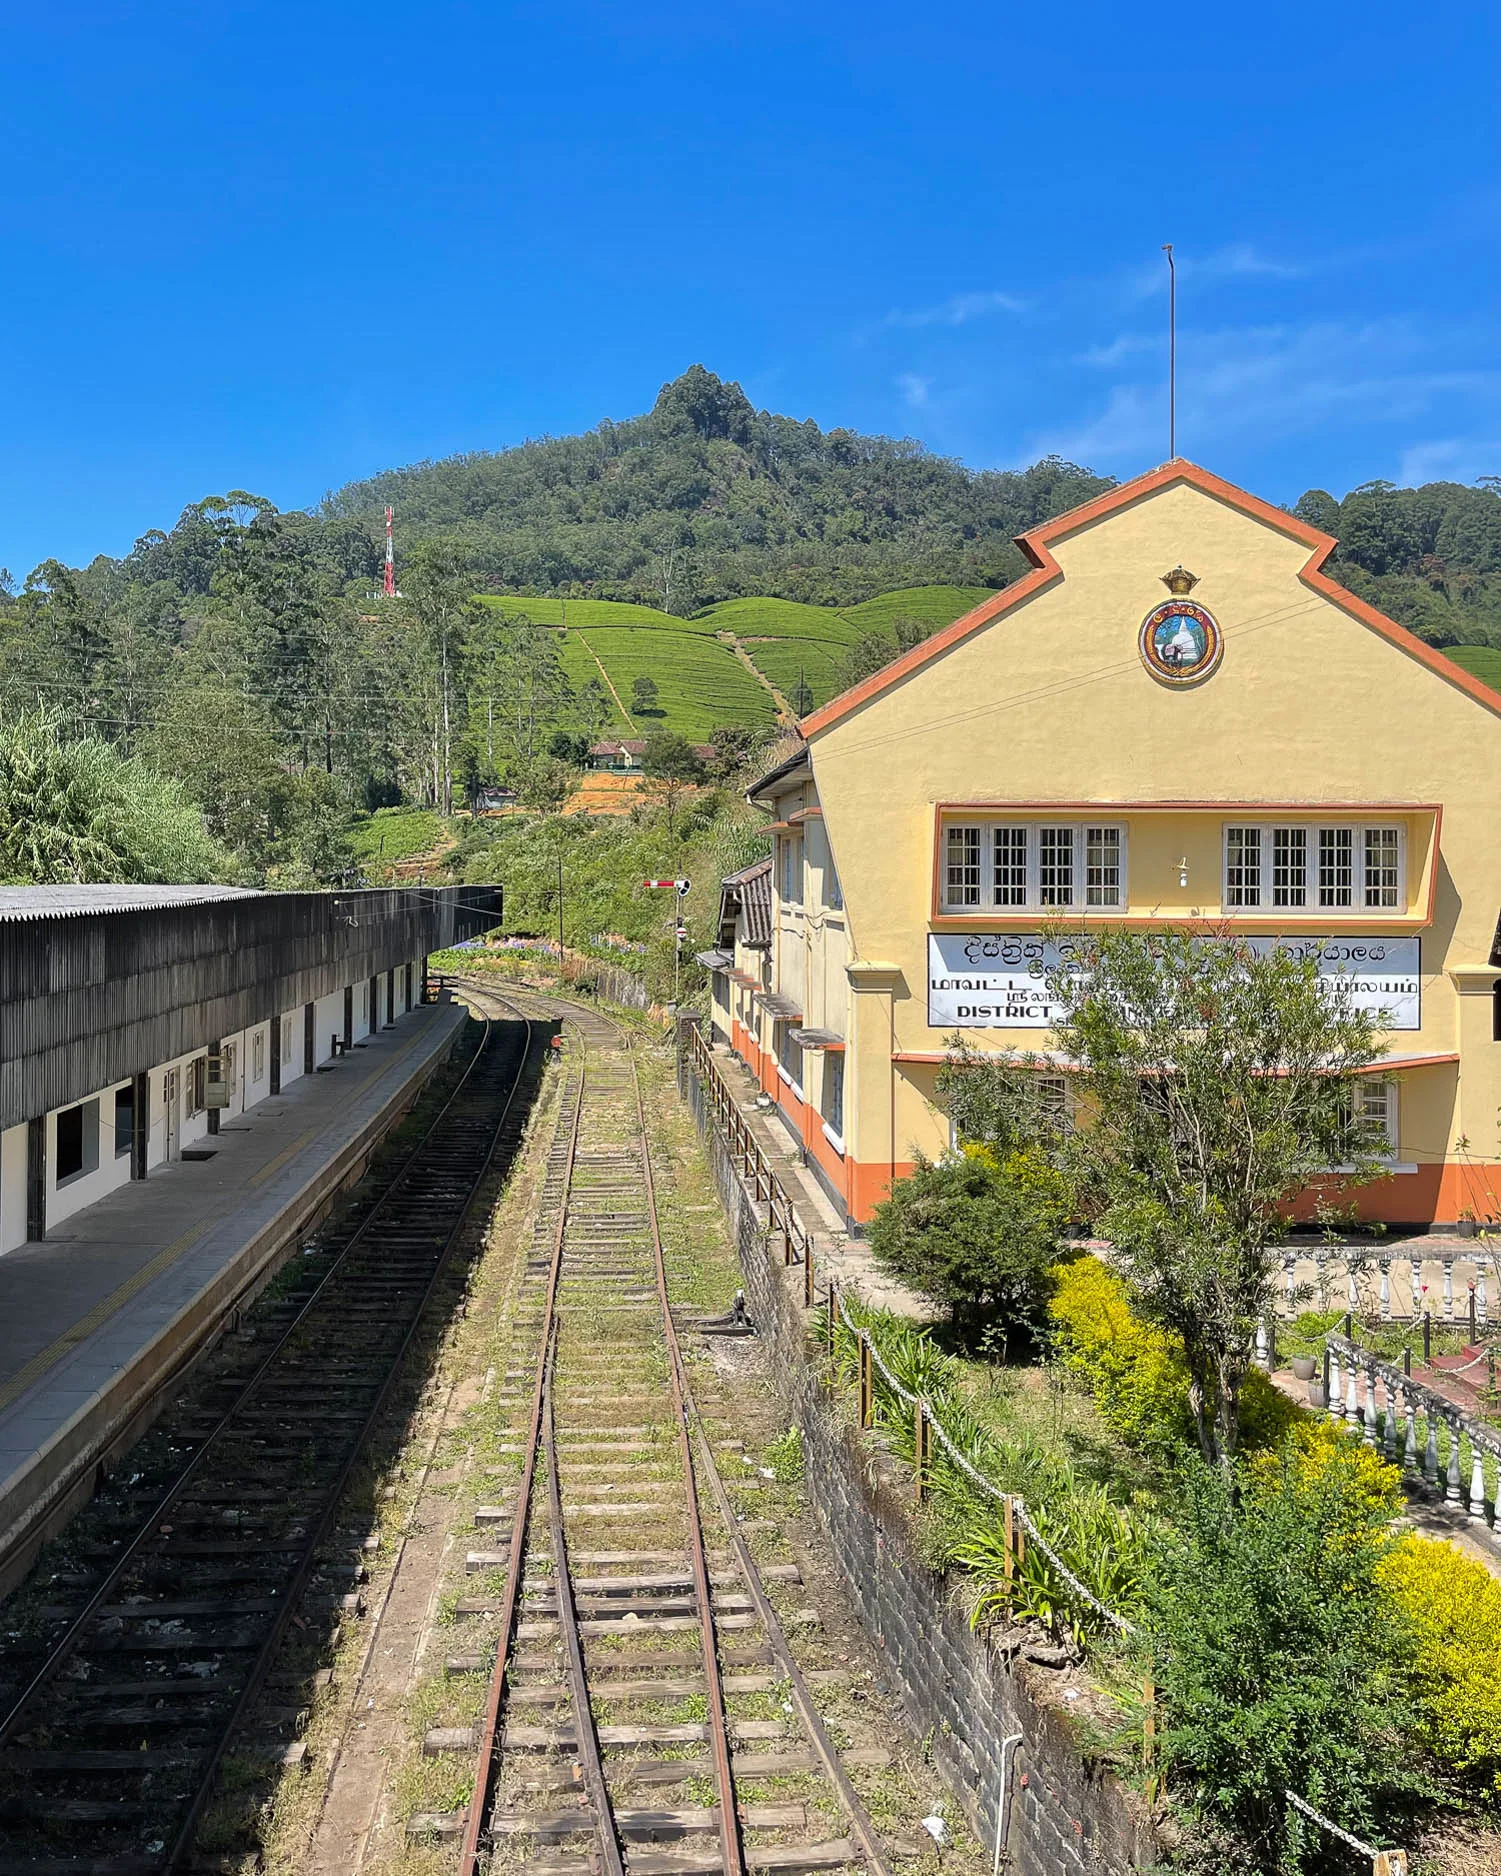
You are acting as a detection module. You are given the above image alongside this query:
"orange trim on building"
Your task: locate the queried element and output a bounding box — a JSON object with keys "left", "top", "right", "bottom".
{"left": 799, "top": 460, "right": 1501, "bottom": 736}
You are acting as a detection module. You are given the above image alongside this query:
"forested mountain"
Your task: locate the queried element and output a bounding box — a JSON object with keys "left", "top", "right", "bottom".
{"left": 0, "top": 364, "right": 1497, "bottom": 887}
{"left": 1294, "top": 477, "right": 1501, "bottom": 646}
{"left": 322, "top": 365, "right": 1113, "bottom": 609}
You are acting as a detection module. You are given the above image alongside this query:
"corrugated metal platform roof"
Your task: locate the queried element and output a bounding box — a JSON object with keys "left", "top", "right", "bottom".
{"left": 0, "top": 885, "right": 263, "bottom": 922}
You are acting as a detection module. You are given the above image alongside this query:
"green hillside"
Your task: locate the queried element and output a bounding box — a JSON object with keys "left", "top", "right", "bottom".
{"left": 476, "top": 583, "right": 998, "bottom": 732}
{"left": 843, "top": 584, "right": 992, "bottom": 633}
{"left": 1441, "top": 644, "right": 1501, "bottom": 691}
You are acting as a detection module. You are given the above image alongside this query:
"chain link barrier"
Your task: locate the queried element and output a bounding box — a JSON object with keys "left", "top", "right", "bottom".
{"left": 838, "top": 1296, "right": 1139, "bottom": 1637}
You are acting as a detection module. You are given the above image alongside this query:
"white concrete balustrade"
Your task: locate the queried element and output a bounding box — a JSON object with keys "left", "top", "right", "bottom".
{"left": 1320, "top": 1333, "right": 1499, "bottom": 1530}
{"left": 1279, "top": 1248, "right": 1496, "bottom": 1328}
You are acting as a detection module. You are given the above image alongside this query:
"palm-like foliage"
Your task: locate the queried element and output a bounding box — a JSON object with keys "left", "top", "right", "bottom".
{"left": 0, "top": 708, "right": 228, "bottom": 884}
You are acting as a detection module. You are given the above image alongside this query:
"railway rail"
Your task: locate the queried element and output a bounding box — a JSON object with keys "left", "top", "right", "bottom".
{"left": 445, "top": 978, "right": 898, "bottom": 1876}
{"left": 0, "top": 986, "right": 540, "bottom": 1876}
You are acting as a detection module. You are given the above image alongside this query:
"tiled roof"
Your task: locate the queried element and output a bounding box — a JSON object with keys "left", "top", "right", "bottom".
{"left": 721, "top": 856, "right": 772, "bottom": 950}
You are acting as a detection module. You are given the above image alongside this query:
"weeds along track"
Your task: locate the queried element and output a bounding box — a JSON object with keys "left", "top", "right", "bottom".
{"left": 443, "top": 979, "right": 896, "bottom": 1876}
{"left": 0, "top": 988, "right": 540, "bottom": 1876}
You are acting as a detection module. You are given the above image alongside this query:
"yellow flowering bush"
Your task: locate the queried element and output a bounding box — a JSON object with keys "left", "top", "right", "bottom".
{"left": 1379, "top": 1534, "right": 1501, "bottom": 1792}
{"left": 1049, "top": 1255, "right": 1300, "bottom": 1452}
{"left": 1048, "top": 1256, "right": 1192, "bottom": 1445}
{"left": 1245, "top": 1418, "right": 1403, "bottom": 1535}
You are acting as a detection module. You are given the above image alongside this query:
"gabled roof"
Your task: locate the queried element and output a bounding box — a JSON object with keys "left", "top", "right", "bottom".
{"left": 719, "top": 855, "right": 772, "bottom": 951}
{"left": 799, "top": 458, "right": 1501, "bottom": 736}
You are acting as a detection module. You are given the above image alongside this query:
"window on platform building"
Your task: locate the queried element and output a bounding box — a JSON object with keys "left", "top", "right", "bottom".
{"left": 56, "top": 1100, "right": 100, "bottom": 1185}
{"left": 186, "top": 1056, "right": 206, "bottom": 1117}
{"left": 252, "top": 1029, "right": 266, "bottom": 1083}
{"left": 823, "top": 1053, "right": 844, "bottom": 1138}
{"left": 114, "top": 1084, "right": 134, "bottom": 1157}
{"left": 941, "top": 822, "right": 1124, "bottom": 913}
{"left": 1222, "top": 823, "right": 1404, "bottom": 914}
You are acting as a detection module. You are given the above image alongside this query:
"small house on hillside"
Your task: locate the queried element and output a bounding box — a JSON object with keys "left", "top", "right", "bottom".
{"left": 588, "top": 740, "right": 715, "bottom": 773}
{"left": 588, "top": 741, "right": 647, "bottom": 772}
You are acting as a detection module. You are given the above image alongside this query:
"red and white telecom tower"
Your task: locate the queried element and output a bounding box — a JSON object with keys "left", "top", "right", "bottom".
{"left": 384, "top": 507, "right": 397, "bottom": 598}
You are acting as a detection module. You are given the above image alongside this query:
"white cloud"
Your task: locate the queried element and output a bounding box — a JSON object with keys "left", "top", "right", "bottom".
{"left": 1398, "top": 439, "right": 1501, "bottom": 486}
{"left": 1030, "top": 318, "right": 1501, "bottom": 470}
{"left": 1078, "top": 333, "right": 1160, "bottom": 368}
{"left": 896, "top": 372, "right": 932, "bottom": 408}
{"left": 1125, "top": 242, "right": 1308, "bottom": 302}
{"left": 886, "top": 289, "right": 1027, "bottom": 329}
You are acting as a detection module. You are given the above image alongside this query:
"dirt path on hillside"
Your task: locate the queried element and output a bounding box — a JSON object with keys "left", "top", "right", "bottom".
{"left": 714, "top": 629, "right": 797, "bottom": 723}
{"left": 574, "top": 630, "right": 637, "bottom": 732}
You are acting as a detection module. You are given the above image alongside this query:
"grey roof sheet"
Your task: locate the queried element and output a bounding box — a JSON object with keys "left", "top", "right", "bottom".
{"left": 0, "top": 885, "right": 262, "bottom": 923}
{"left": 719, "top": 856, "right": 772, "bottom": 951}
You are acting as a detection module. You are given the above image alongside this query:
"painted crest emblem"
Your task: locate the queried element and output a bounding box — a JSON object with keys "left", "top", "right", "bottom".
{"left": 1138, "top": 565, "right": 1222, "bottom": 685}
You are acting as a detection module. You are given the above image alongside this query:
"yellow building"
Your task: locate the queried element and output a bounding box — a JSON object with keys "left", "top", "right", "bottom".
{"left": 711, "top": 459, "right": 1501, "bottom": 1231}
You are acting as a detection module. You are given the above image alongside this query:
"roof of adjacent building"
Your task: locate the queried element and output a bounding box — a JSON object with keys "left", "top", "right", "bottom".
{"left": 718, "top": 856, "right": 772, "bottom": 951}
{"left": 0, "top": 884, "right": 263, "bottom": 923}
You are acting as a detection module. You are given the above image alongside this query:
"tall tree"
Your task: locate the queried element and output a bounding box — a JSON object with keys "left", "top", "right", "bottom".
{"left": 939, "top": 930, "right": 1389, "bottom": 1469}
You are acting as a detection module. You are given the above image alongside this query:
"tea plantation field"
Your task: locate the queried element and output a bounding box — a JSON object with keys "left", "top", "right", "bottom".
{"left": 478, "top": 584, "right": 993, "bottom": 733}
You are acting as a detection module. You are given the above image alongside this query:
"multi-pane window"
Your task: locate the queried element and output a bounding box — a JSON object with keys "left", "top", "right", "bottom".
{"left": 993, "top": 826, "right": 1028, "bottom": 907}
{"left": 1086, "top": 827, "right": 1121, "bottom": 908}
{"left": 1225, "top": 826, "right": 1262, "bottom": 907}
{"left": 945, "top": 825, "right": 982, "bottom": 908}
{"left": 1318, "top": 827, "right": 1353, "bottom": 908}
{"left": 941, "top": 823, "right": 1124, "bottom": 912}
{"left": 1364, "top": 827, "right": 1401, "bottom": 909}
{"left": 776, "top": 1022, "right": 803, "bottom": 1093}
{"left": 1272, "top": 827, "right": 1307, "bottom": 908}
{"left": 780, "top": 836, "right": 802, "bottom": 906}
{"left": 1336, "top": 1081, "right": 1398, "bottom": 1161}
{"left": 1223, "top": 824, "right": 1404, "bottom": 914}
{"left": 1038, "top": 827, "right": 1074, "bottom": 906}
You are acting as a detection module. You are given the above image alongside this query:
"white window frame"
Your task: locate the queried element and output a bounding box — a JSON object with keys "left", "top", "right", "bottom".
{"left": 1220, "top": 823, "right": 1406, "bottom": 915}
{"left": 939, "top": 822, "right": 1128, "bottom": 914}
{"left": 821, "top": 1052, "right": 845, "bottom": 1155}
{"left": 1329, "top": 1080, "right": 1401, "bottom": 1170}
{"left": 780, "top": 835, "right": 803, "bottom": 908}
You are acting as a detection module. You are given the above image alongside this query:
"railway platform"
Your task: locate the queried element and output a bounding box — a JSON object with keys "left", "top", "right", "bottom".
{"left": 0, "top": 993, "right": 469, "bottom": 1591}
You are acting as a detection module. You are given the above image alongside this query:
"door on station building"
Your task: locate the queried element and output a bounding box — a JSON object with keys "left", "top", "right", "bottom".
{"left": 164, "top": 1068, "right": 180, "bottom": 1162}
{"left": 222, "top": 1041, "right": 238, "bottom": 1113}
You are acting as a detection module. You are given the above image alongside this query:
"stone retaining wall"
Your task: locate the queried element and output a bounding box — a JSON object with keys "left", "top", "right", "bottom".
{"left": 681, "top": 1048, "right": 1161, "bottom": 1876}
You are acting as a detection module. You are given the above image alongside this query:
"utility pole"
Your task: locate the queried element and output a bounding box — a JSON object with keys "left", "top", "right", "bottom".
{"left": 384, "top": 506, "right": 396, "bottom": 599}
{"left": 557, "top": 850, "right": 565, "bottom": 966}
{"left": 1162, "top": 244, "right": 1176, "bottom": 459}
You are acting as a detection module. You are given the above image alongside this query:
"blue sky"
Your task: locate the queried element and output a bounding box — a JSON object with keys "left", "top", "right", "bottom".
{"left": 4, "top": 1, "right": 1497, "bottom": 577}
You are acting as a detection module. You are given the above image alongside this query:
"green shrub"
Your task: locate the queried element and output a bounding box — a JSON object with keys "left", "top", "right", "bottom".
{"left": 1380, "top": 1534, "right": 1501, "bottom": 1793}
{"left": 827, "top": 1298, "right": 1145, "bottom": 1644}
{"left": 1143, "top": 1440, "right": 1431, "bottom": 1871}
{"left": 1050, "top": 1257, "right": 1303, "bottom": 1455}
{"left": 868, "top": 1146, "right": 1068, "bottom": 1348}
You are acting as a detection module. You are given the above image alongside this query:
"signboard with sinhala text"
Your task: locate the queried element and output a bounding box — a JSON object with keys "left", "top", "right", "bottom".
{"left": 926, "top": 933, "right": 1421, "bottom": 1031}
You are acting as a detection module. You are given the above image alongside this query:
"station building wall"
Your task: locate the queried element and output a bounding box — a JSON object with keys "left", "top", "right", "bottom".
{"left": 735, "top": 462, "right": 1501, "bottom": 1231}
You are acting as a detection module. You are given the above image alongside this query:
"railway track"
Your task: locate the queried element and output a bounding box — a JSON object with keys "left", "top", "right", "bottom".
{"left": 439, "top": 979, "right": 898, "bottom": 1876}
{"left": 0, "top": 987, "right": 540, "bottom": 1876}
